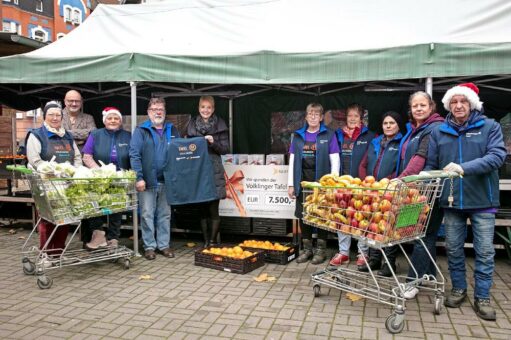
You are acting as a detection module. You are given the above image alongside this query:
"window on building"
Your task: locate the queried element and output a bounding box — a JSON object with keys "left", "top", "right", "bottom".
{"left": 36, "top": 1, "right": 43, "bottom": 12}
{"left": 32, "top": 27, "right": 48, "bottom": 42}
{"left": 72, "top": 9, "right": 82, "bottom": 25}
{"left": 2, "top": 21, "right": 21, "bottom": 34}
{"left": 64, "top": 6, "right": 72, "bottom": 22}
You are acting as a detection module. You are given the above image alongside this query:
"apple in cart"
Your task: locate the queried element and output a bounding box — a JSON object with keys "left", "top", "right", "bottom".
{"left": 382, "top": 192, "right": 394, "bottom": 201}
{"left": 354, "top": 211, "right": 365, "bottom": 222}
{"left": 350, "top": 218, "right": 359, "bottom": 229}
{"left": 383, "top": 211, "right": 396, "bottom": 225}
{"left": 361, "top": 204, "right": 372, "bottom": 219}
{"left": 364, "top": 175, "right": 376, "bottom": 184}
{"left": 346, "top": 206, "right": 356, "bottom": 218}
{"left": 379, "top": 199, "right": 392, "bottom": 212}
{"left": 338, "top": 199, "right": 347, "bottom": 210}
{"left": 378, "top": 220, "right": 389, "bottom": 233}
{"left": 367, "top": 233, "right": 375, "bottom": 240}
{"left": 353, "top": 199, "right": 363, "bottom": 210}
{"left": 370, "top": 202, "right": 380, "bottom": 212}
{"left": 422, "top": 204, "right": 430, "bottom": 214}
{"left": 359, "top": 219, "right": 370, "bottom": 231}
{"left": 408, "top": 188, "right": 420, "bottom": 199}
{"left": 372, "top": 211, "right": 383, "bottom": 223}
{"left": 374, "top": 234, "right": 385, "bottom": 242}
{"left": 340, "top": 224, "right": 351, "bottom": 233}
{"left": 415, "top": 195, "right": 427, "bottom": 203}
{"left": 369, "top": 222, "right": 379, "bottom": 233}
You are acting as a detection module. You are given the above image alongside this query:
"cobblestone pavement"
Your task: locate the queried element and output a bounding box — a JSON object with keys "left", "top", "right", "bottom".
{"left": 0, "top": 227, "right": 510, "bottom": 340}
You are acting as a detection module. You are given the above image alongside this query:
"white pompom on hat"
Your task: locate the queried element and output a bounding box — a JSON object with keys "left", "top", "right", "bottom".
{"left": 102, "top": 107, "right": 122, "bottom": 123}
{"left": 441, "top": 82, "right": 483, "bottom": 112}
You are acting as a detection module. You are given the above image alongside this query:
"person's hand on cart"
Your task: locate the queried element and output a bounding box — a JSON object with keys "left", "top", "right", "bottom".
{"left": 443, "top": 162, "right": 464, "bottom": 176}
{"left": 288, "top": 186, "right": 296, "bottom": 199}
{"left": 135, "top": 179, "right": 146, "bottom": 192}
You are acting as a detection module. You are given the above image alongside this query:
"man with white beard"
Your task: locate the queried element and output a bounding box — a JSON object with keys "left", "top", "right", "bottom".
{"left": 129, "top": 97, "right": 179, "bottom": 260}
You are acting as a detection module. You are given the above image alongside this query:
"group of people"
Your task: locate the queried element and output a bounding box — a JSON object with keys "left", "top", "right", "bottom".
{"left": 288, "top": 83, "right": 506, "bottom": 321}
{"left": 25, "top": 83, "right": 505, "bottom": 321}
{"left": 26, "top": 92, "right": 229, "bottom": 263}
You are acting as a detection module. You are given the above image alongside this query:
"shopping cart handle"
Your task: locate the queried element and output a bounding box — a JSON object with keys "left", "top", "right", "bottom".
{"left": 6, "top": 165, "right": 33, "bottom": 174}
{"left": 402, "top": 170, "right": 460, "bottom": 182}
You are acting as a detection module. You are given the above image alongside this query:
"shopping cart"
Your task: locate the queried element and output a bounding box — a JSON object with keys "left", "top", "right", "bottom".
{"left": 9, "top": 165, "right": 137, "bottom": 289}
{"left": 301, "top": 171, "right": 456, "bottom": 334}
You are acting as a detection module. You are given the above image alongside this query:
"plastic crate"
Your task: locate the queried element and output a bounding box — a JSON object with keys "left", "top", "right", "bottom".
{"left": 194, "top": 248, "right": 264, "bottom": 274}
{"left": 242, "top": 243, "right": 299, "bottom": 265}
{"left": 252, "top": 218, "right": 288, "bottom": 236}
{"left": 221, "top": 217, "right": 251, "bottom": 234}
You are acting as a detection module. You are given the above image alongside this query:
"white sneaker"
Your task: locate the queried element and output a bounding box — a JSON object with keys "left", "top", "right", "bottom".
{"left": 403, "top": 286, "right": 419, "bottom": 299}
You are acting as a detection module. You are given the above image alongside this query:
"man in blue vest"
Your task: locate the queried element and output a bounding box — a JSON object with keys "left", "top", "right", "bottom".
{"left": 130, "top": 98, "right": 179, "bottom": 260}
{"left": 425, "top": 83, "right": 506, "bottom": 321}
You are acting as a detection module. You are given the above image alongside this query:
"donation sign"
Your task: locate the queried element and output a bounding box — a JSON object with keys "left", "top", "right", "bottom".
{"left": 220, "top": 164, "right": 296, "bottom": 219}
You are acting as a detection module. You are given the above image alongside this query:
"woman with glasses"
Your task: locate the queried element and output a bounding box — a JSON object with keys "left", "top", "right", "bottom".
{"left": 288, "top": 103, "right": 340, "bottom": 264}
{"left": 26, "top": 101, "right": 82, "bottom": 256}
{"left": 185, "top": 96, "right": 229, "bottom": 247}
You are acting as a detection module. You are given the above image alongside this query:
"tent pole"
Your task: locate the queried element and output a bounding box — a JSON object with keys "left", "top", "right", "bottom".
{"left": 229, "top": 98, "right": 233, "bottom": 152}
{"left": 426, "top": 77, "right": 433, "bottom": 96}
{"left": 130, "top": 81, "right": 140, "bottom": 257}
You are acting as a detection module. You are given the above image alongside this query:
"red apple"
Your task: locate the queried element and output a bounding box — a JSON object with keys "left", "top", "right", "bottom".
{"left": 346, "top": 206, "right": 356, "bottom": 218}
{"left": 382, "top": 192, "right": 394, "bottom": 202}
{"left": 354, "top": 211, "right": 365, "bottom": 222}
{"left": 372, "top": 211, "right": 383, "bottom": 223}
{"left": 361, "top": 204, "right": 372, "bottom": 219}
{"left": 353, "top": 199, "right": 363, "bottom": 210}
{"left": 370, "top": 202, "right": 380, "bottom": 212}
{"left": 379, "top": 199, "right": 392, "bottom": 212}
{"left": 383, "top": 211, "right": 396, "bottom": 225}
{"left": 364, "top": 175, "right": 376, "bottom": 184}
{"left": 350, "top": 219, "right": 359, "bottom": 229}
{"left": 369, "top": 222, "right": 379, "bottom": 233}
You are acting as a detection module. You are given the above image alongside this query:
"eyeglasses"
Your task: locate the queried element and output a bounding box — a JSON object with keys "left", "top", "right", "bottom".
{"left": 148, "top": 108, "right": 165, "bottom": 113}
{"left": 306, "top": 112, "right": 321, "bottom": 118}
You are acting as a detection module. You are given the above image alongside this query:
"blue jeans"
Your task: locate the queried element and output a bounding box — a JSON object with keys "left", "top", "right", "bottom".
{"left": 336, "top": 232, "right": 369, "bottom": 256}
{"left": 407, "top": 203, "right": 443, "bottom": 280}
{"left": 444, "top": 210, "right": 495, "bottom": 299}
{"left": 139, "top": 183, "right": 171, "bottom": 251}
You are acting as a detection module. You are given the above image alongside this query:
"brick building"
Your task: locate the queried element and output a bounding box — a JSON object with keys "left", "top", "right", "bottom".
{"left": 0, "top": 0, "right": 92, "bottom": 43}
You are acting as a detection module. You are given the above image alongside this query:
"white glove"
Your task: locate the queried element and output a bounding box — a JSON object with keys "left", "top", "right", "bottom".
{"left": 443, "top": 162, "right": 464, "bottom": 175}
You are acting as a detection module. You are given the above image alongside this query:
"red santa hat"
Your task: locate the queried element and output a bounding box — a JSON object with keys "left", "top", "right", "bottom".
{"left": 102, "top": 107, "right": 122, "bottom": 123}
{"left": 441, "top": 82, "right": 483, "bottom": 112}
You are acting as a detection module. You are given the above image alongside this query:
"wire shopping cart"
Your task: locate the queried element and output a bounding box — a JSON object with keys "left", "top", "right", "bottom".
{"left": 10, "top": 165, "right": 137, "bottom": 289}
{"left": 301, "top": 171, "right": 456, "bottom": 334}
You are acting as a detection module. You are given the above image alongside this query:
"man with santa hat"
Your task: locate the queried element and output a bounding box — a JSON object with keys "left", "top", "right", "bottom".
{"left": 425, "top": 83, "right": 506, "bottom": 321}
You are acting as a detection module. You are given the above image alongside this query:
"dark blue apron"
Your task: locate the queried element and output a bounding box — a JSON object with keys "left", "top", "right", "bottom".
{"left": 163, "top": 137, "right": 217, "bottom": 205}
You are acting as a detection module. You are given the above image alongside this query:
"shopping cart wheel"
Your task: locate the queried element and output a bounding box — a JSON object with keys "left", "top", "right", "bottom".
{"left": 385, "top": 314, "right": 405, "bottom": 334}
{"left": 37, "top": 276, "right": 53, "bottom": 289}
{"left": 313, "top": 284, "right": 321, "bottom": 297}
{"left": 434, "top": 296, "right": 443, "bottom": 315}
{"left": 22, "top": 257, "right": 30, "bottom": 263}
{"left": 123, "top": 259, "right": 130, "bottom": 270}
{"left": 23, "top": 261, "right": 36, "bottom": 275}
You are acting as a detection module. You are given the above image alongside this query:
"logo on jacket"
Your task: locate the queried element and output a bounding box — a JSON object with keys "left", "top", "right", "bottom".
{"left": 189, "top": 144, "right": 197, "bottom": 152}
{"left": 466, "top": 132, "right": 482, "bottom": 137}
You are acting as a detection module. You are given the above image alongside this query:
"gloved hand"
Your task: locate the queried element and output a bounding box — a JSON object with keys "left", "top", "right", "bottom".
{"left": 443, "top": 162, "right": 464, "bottom": 175}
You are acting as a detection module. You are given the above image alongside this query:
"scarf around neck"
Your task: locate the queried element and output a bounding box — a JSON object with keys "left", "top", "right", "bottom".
{"left": 195, "top": 114, "right": 218, "bottom": 136}
{"left": 44, "top": 122, "right": 66, "bottom": 137}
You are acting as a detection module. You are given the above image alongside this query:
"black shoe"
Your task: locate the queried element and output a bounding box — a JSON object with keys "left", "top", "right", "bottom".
{"left": 358, "top": 259, "right": 381, "bottom": 272}
{"left": 444, "top": 288, "right": 467, "bottom": 308}
{"left": 377, "top": 262, "right": 396, "bottom": 277}
{"left": 473, "top": 298, "right": 496, "bottom": 321}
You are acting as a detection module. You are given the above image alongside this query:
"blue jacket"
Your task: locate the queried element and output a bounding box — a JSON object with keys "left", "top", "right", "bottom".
{"left": 91, "top": 128, "right": 131, "bottom": 170}
{"left": 29, "top": 126, "right": 75, "bottom": 163}
{"left": 292, "top": 123, "right": 335, "bottom": 196}
{"left": 397, "top": 115, "right": 443, "bottom": 175}
{"left": 336, "top": 126, "right": 375, "bottom": 178}
{"left": 425, "top": 110, "right": 506, "bottom": 209}
{"left": 367, "top": 133, "right": 402, "bottom": 180}
{"left": 129, "top": 120, "right": 179, "bottom": 189}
